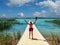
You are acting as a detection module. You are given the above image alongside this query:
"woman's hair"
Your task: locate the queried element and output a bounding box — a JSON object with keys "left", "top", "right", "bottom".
{"left": 30, "top": 21, "right": 33, "bottom": 24}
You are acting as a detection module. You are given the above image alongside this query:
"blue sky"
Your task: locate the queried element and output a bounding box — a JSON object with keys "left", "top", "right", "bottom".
{"left": 0, "top": 0, "right": 60, "bottom": 18}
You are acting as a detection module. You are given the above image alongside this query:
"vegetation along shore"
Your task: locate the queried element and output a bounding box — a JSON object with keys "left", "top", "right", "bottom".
{"left": 45, "top": 19, "right": 60, "bottom": 26}
{"left": 0, "top": 18, "right": 20, "bottom": 31}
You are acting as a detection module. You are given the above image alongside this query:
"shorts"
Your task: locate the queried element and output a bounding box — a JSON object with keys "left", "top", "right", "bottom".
{"left": 29, "top": 28, "right": 33, "bottom": 31}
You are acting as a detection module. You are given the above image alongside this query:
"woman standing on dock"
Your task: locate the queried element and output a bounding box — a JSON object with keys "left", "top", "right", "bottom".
{"left": 25, "top": 17, "right": 37, "bottom": 39}
{"left": 29, "top": 21, "right": 33, "bottom": 39}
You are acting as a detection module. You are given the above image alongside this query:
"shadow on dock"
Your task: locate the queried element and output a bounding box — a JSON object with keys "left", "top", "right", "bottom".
{"left": 31, "top": 38, "right": 47, "bottom": 41}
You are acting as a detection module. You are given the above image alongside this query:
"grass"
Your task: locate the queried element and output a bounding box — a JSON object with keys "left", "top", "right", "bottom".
{"left": 0, "top": 32, "right": 60, "bottom": 45}
{"left": 0, "top": 31, "right": 21, "bottom": 45}
{"left": 0, "top": 18, "right": 20, "bottom": 31}
{"left": 45, "top": 19, "right": 60, "bottom": 26}
{"left": 45, "top": 19, "right": 60, "bottom": 45}
{"left": 44, "top": 33, "right": 60, "bottom": 45}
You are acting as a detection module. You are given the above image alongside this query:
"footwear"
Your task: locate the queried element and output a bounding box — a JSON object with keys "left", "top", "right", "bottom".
{"left": 32, "top": 38, "right": 33, "bottom": 39}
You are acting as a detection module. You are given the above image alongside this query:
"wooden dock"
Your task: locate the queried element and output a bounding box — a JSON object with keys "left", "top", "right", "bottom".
{"left": 17, "top": 24, "right": 49, "bottom": 45}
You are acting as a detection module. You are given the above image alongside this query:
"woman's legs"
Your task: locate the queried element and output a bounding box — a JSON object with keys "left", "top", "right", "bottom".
{"left": 29, "top": 28, "right": 33, "bottom": 39}
{"left": 29, "top": 31, "right": 30, "bottom": 39}
{"left": 29, "top": 31, "right": 33, "bottom": 39}
{"left": 32, "top": 31, "right": 33, "bottom": 39}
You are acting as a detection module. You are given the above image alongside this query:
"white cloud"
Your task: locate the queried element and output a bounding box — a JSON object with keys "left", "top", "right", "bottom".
{"left": 7, "top": 3, "right": 12, "bottom": 6}
{"left": 1, "top": 14, "right": 7, "bottom": 17}
{"left": 41, "top": 10, "right": 46, "bottom": 13}
{"left": 7, "top": 0, "right": 34, "bottom": 6}
{"left": 18, "top": 12, "right": 24, "bottom": 17}
{"left": 36, "top": 0, "right": 57, "bottom": 9}
{"left": 34, "top": 10, "right": 46, "bottom": 17}
{"left": 36, "top": 0, "right": 60, "bottom": 8}
{"left": 34, "top": 12, "right": 40, "bottom": 17}
{"left": 36, "top": 0, "right": 60, "bottom": 17}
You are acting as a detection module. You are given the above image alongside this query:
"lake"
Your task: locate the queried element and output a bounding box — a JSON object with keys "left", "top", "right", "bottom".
{"left": 2, "top": 19, "right": 60, "bottom": 35}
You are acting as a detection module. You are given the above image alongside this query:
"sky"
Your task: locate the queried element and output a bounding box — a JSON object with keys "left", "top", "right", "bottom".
{"left": 0, "top": 0, "right": 60, "bottom": 18}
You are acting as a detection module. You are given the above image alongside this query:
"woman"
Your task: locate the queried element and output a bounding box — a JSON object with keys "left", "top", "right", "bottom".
{"left": 25, "top": 17, "right": 37, "bottom": 39}
{"left": 29, "top": 21, "right": 33, "bottom": 39}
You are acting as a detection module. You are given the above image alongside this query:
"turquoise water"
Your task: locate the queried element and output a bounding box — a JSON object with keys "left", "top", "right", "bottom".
{"left": 3, "top": 19, "right": 60, "bottom": 35}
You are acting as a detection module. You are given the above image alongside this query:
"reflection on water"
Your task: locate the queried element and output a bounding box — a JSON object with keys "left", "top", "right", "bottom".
{"left": 1, "top": 19, "right": 60, "bottom": 35}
